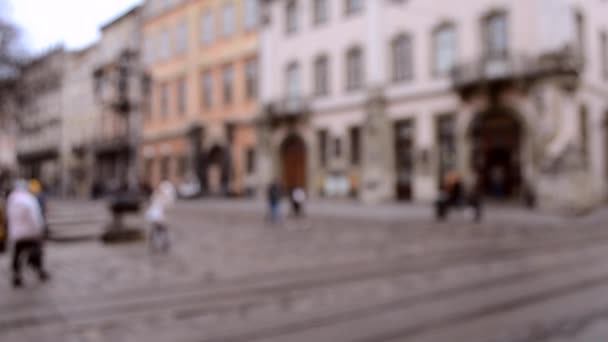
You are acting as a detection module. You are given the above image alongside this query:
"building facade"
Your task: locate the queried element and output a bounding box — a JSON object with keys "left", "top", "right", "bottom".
{"left": 0, "top": 79, "right": 17, "bottom": 180}
{"left": 258, "top": 0, "right": 608, "bottom": 211}
{"left": 15, "top": 47, "right": 65, "bottom": 193}
{"left": 61, "top": 45, "right": 99, "bottom": 196}
{"left": 141, "top": 0, "right": 259, "bottom": 196}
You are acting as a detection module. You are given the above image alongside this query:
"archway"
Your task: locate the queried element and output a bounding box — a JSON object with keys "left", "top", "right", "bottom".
{"left": 280, "top": 133, "right": 307, "bottom": 192}
{"left": 470, "top": 107, "right": 523, "bottom": 199}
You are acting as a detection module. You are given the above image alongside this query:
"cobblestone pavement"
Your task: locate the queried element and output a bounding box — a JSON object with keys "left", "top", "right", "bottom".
{"left": 1, "top": 199, "right": 608, "bottom": 341}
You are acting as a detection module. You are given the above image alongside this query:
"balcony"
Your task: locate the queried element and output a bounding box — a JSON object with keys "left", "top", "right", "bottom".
{"left": 265, "top": 96, "right": 311, "bottom": 119}
{"left": 92, "top": 133, "right": 130, "bottom": 156}
{"left": 451, "top": 51, "right": 583, "bottom": 90}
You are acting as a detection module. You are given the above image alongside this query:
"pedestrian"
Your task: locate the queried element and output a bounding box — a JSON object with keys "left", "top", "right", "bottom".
{"left": 0, "top": 195, "right": 6, "bottom": 254}
{"left": 267, "top": 180, "right": 282, "bottom": 223}
{"left": 29, "top": 179, "right": 48, "bottom": 237}
{"left": 6, "top": 179, "right": 49, "bottom": 288}
{"left": 145, "top": 181, "right": 176, "bottom": 253}
{"left": 290, "top": 187, "right": 306, "bottom": 218}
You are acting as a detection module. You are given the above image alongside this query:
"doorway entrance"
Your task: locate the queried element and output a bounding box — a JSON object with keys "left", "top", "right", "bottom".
{"left": 281, "top": 134, "right": 307, "bottom": 192}
{"left": 206, "top": 145, "right": 230, "bottom": 195}
{"left": 394, "top": 119, "right": 415, "bottom": 201}
{"left": 470, "top": 107, "right": 523, "bottom": 199}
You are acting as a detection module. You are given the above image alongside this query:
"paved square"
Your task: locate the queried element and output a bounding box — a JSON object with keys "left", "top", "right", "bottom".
{"left": 1, "top": 199, "right": 608, "bottom": 341}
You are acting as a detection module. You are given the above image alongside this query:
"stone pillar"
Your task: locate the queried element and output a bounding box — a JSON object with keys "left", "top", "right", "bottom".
{"left": 361, "top": 90, "right": 393, "bottom": 204}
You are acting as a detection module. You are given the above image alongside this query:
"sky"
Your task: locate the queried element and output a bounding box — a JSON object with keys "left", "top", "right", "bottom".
{"left": 5, "top": 0, "right": 142, "bottom": 53}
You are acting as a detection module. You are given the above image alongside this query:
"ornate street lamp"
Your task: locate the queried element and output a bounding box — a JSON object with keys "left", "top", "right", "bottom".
{"left": 93, "top": 49, "right": 145, "bottom": 243}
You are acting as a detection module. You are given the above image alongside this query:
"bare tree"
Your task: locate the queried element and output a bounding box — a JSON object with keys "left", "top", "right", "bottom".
{"left": 0, "top": 2, "right": 27, "bottom": 131}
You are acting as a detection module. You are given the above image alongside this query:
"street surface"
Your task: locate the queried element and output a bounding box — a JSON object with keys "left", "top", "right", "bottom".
{"left": 1, "top": 199, "right": 608, "bottom": 341}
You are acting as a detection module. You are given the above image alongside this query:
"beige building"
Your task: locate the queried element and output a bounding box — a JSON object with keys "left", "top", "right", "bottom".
{"left": 16, "top": 47, "right": 65, "bottom": 193}
{"left": 56, "top": 5, "right": 144, "bottom": 197}
{"left": 0, "top": 80, "right": 17, "bottom": 177}
{"left": 258, "top": 0, "right": 608, "bottom": 211}
{"left": 61, "top": 45, "right": 99, "bottom": 196}
{"left": 141, "top": 0, "right": 259, "bottom": 196}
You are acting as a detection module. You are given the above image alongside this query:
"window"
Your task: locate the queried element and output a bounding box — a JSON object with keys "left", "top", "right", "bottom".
{"left": 286, "top": 0, "right": 298, "bottom": 34}
{"left": 334, "top": 137, "right": 342, "bottom": 158}
{"left": 314, "top": 55, "right": 329, "bottom": 96}
{"left": 575, "top": 11, "right": 585, "bottom": 58}
{"left": 144, "top": 35, "right": 155, "bottom": 65}
{"left": 160, "top": 82, "right": 169, "bottom": 117}
{"left": 246, "top": 147, "right": 256, "bottom": 174}
{"left": 245, "top": 59, "right": 258, "bottom": 99}
{"left": 286, "top": 62, "right": 300, "bottom": 99}
{"left": 483, "top": 12, "right": 508, "bottom": 59}
{"left": 144, "top": 158, "right": 154, "bottom": 181}
{"left": 433, "top": 24, "right": 457, "bottom": 77}
{"left": 601, "top": 32, "right": 608, "bottom": 80}
{"left": 391, "top": 34, "right": 413, "bottom": 82}
{"left": 313, "top": 0, "right": 329, "bottom": 25}
{"left": 175, "top": 21, "right": 188, "bottom": 54}
{"left": 201, "top": 71, "right": 213, "bottom": 109}
{"left": 346, "top": 47, "right": 364, "bottom": 91}
{"left": 349, "top": 126, "right": 361, "bottom": 165}
{"left": 580, "top": 105, "right": 589, "bottom": 167}
{"left": 178, "top": 155, "right": 189, "bottom": 178}
{"left": 222, "top": 65, "right": 234, "bottom": 104}
{"left": 160, "top": 156, "right": 170, "bottom": 181}
{"left": 177, "top": 77, "right": 186, "bottom": 115}
{"left": 201, "top": 11, "right": 214, "bottom": 45}
{"left": 345, "top": 0, "right": 363, "bottom": 16}
{"left": 245, "top": 0, "right": 259, "bottom": 30}
{"left": 160, "top": 30, "right": 170, "bottom": 60}
{"left": 222, "top": 4, "right": 235, "bottom": 38}
{"left": 318, "top": 130, "right": 328, "bottom": 167}
{"left": 436, "top": 115, "right": 456, "bottom": 183}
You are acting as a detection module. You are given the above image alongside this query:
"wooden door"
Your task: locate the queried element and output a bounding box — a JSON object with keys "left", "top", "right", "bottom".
{"left": 281, "top": 134, "right": 307, "bottom": 191}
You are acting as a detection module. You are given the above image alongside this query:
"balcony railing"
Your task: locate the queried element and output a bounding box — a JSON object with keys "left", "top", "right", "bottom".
{"left": 266, "top": 96, "right": 311, "bottom": 118}
{"left": 92, "top": 134, "right": 130, "bottom": 155}
{"left": 451, "top": 51, "right": 583, "bottom": 89}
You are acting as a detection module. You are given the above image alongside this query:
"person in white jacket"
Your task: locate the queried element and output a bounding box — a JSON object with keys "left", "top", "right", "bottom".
{"left": 7, "top": 180, "right": 49, "bottom": 288}
{"left": 145, "top": 181, "right": 176, "bottom": 252}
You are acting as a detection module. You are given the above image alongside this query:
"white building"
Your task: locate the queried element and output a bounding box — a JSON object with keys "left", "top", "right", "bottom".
{"left": 257, "top": 0, "right": 608, "bottom": 211}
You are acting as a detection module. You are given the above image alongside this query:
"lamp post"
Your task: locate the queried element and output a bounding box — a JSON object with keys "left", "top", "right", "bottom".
{"left": 93, "top": 49, "right": 145, "bottom": 242}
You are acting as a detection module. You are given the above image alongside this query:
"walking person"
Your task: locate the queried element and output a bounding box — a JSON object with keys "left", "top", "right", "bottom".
{"left": 7, "top": 180, "right": 49, "bottom": 288}
{"left": 267, "top": 180, "right": 282, "bottom": 223}
{"left": 145, "top": 181, "right": 176, "bottom": 253}
{"left": 0, "top": 194, "right": 6, "bottom": 254}
{"left": 290, "top": 187, "right": 306, "bottom": 218}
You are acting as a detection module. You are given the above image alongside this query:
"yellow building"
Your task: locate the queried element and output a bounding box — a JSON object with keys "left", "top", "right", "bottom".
{"left": 141, "top": 0, "right": 259, "bottom": 196}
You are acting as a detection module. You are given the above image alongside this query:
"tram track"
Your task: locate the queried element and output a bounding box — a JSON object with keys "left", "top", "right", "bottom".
{"left": 1, "top": 226, "right": 608, "bottom": 336}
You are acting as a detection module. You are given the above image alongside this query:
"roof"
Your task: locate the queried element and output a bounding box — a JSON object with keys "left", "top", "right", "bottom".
{"left": 100, "top": 4, "right": 142, "bottom": 32}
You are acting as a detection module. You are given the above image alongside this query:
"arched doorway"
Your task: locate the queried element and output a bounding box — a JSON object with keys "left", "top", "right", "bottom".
{"left": 470, "top": 107, "right": 523, "bottom": 199}
{"left": 206, "top": 145, "right": 230, "bottom": 195}
{"left": 281, "top": 134, "right": 307, "bottom": 192}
